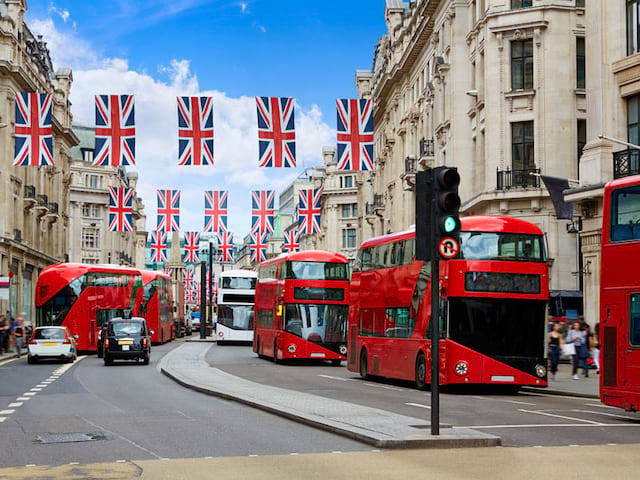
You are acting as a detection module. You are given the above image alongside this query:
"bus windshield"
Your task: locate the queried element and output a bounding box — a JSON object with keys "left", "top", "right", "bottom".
{"left": 222, "top": 277, "right": 257, "bottom": 290}
{"left": 217, "top": 305, "right": 254, "bottom": 330}
{"left": 460, "top": 232, "right": 545, "bottom": 262}
{"left": 285, "top": 261, "right": 348, "bottom": 280}
{"left": 36, "top": 275, "right": 85, "bottom": 326}
{"left": 610, "top": 184, "right": 640, "bottom": 242}
{"left": 284, "top": 304, "right": 348, "bottom": 343}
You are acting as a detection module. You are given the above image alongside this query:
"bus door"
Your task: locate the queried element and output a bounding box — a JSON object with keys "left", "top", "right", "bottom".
{"left": 624, "top": 292, "right": 640, "bottom": 394}
{"left": 601, "top": 298, "right": 624, "bottom": 391}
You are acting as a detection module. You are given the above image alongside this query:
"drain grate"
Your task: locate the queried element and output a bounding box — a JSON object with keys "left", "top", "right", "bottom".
{"left": 35, "top": 432, "right": 107, "bottom": 444}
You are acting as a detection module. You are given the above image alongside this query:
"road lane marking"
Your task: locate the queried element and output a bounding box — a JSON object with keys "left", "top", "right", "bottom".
{"left": 0, "top": 417, "right": 5, "bottom": 423}
{"left": 501, "top": 400, "right": 537, "bottom": 406}
{"left": 79, "top": 416, "right": 163, "bottom": 459}
{"left": 458, "top": 423, "right": 640, "bottom": 429}
{"left": 317, "top": 374, "right": 353, "bottom": 381}
{"left": 363, "top": 382, "right": 404, "bottom": 391}
{"left": 16, "top": 397, "right": 29, "bottom": 401}
{"left": 36, "top": 384, "right": 47, "bottom": 388}
{"left": 22, "top": 392, "right": 36, "bottom": 396}
{"left": 289, "top": 453, "right": 299, "bottom": 456}
{"left": 7, "top": 402, "right": 22, "bottom": 408}
{"left": 30, "top": 388, "right": 42, "bottom": 392}
{"left": 571, "top": 409, "right": 640, "bottom": 421}
{"left": 249, "top": 455, "right": 259, "bottom": 457}
{"left": 25, "top": 464, "right": 35, "bottom": 467}
{"left": 0, "top": 410, "right": 15, "bottom": 415}
{"left": 584, "top": 403, "right": 617, "bottom": 409}
{"left": 406, "top": 402, "right": 431, "bottom": 410}
{"left": 116, "top": 460, "right": 126, "bottom": 463}
{"left": 517, "top": 409, "right": 604, "bottom": 425}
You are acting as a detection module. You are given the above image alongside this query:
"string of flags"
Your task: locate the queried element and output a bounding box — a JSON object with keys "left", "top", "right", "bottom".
{"left": 13, "top": 92, "right": 374, "bottom": 171}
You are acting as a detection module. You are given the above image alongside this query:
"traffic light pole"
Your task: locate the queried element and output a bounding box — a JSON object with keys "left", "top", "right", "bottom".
{"left": 199, "top": 261, "right": 207, "bottom": 339}
{"left": 430, "top": 195, "right": 440, "bottom": 436}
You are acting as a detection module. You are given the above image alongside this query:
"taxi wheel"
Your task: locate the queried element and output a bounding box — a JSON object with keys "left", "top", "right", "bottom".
{"left": 143, "top": 353, "right": 150, "bottom": 365}
{"left": 97, "top": 344, "right": 103, "bottom": 358}
{"left": 104, "top": 356, "right": 113, "bottom": 366}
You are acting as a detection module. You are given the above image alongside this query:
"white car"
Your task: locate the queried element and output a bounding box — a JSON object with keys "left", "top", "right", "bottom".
{"left": 28, "top": 326, "right": 77, "bottom": 364}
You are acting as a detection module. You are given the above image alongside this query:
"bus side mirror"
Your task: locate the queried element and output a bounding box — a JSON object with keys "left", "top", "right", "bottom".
{"left": 150, "top": 330, "right": 155, "bottom": 335}
{"left": 352, "top": 266, "right": 361, "bottom": 273}
{"left": 74, "top": 334, "right": 79, "bottom": 339}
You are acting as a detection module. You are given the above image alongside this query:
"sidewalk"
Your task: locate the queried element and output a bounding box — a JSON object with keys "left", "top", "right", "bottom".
{"left": 522, "top": 362, "right": 599, "bottom": 399}
{"left": 160, "top": 342, "right": 500, "bottom": 449}
{"left": 0, "top": 350, "right": 19, "bottom": 363}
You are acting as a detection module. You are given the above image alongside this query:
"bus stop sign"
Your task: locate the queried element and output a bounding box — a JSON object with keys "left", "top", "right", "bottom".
{"left": 438, "top": 237, "right": 460, "bottom": 259}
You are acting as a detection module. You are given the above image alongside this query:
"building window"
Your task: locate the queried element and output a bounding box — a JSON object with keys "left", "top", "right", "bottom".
{"left": 576, "top": 37, "right": 585, "bottom": 89}
{"left": 342, "top": 228, "right": 357, "bottom": 249}
{"left": 340, "top": 175, "right": 354, "bottom": 189}
{"left": 82, "top": 149, "right": 94, "bottom": 163}
{"left": 511, "top": 0, "right": 532, "bottom": 9}
{"left": 86, "top": 175, "right": 99, "bottom": 189}
{"left": 82, "top": 204, "right": 91, "bottom": 217}
{"left": 629, "top": 95, "right": 640, "bottom": 147}
{"left": 628, "top": 0, "right": 640, "bottom": 55}
{"left": 341, "top": 203, "right": 358, "bottom": 218}
{"left": 511, "top": 39, "right": 533, "bottom": 91}
{"left": 82, "top": 228, "right": 100, "bottom": 249}
{"left": 92, "top": 205, "right": 100, "bottom": 218}
{"left": 511, "top": 121, "right": 535, "bottom": 171}
{"left": 576, "top": 0, "right": 585, "bottom": 7}
{"left": 577, "top": 119, "right": 586, "bottom": 163}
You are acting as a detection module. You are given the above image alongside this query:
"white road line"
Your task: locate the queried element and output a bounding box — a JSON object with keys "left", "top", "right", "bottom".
{"left": 22, "top": 392, "right": 36, "bottom": 396}
{"left": 0, "top": 410, "right": 15, "bottom": 415}
{"left": 458, "top": 423, "right": 640, "bottom": 429}
{"left": 332, "top": 451, "right": 343, "bottom": 454}
{"left": 8, "top": 402, "right": 23, "bottom": 408}
{"left": 569, "top": 445, "right": 579, "bottom": 447}
{"left": 248, "top": 455, "right": 259, "bottom": 458}
{"left": 501, "top": 400, "right": 537, "bottom": 406}
{"left": 16, "top": 397, "right": 29, "bottom": 401}
{"left": 517, "top": 409, "right": 604, "bottom": 425}
{"left": 317, "top": 374, "right": 353, "bottom": 382}
{"left": 30, "top": 388, "right": 42, "bottom": 392}
{"left": 363, "top": 382, "right": 404, "bottom": 392}
{"left": 406, "top": 402, "right": 431, "bottom": 410}
{"left": 116, "top": 460, "right": 126, "bottom": 463}
{"left": 79, "top": 416, "right": 163, "bottom": 459}
{"left": 36, "top": 384, "right": 47, "bottom": 388}
{"left": 608, "top": 443, "right": 618, "bottom": 446}
{"left": 25, "top": 464, "right": 36, "bottom": 467}
{"left": 584, "top": 403, "right": 617, "bottom": 410}
{"left": 289, "top": 453, "right": 299, "bottom": 456}
{"left": 0, "top": 417, "right": 6, "bottom": 423}
{"left": 370, "top": 449, "right": 381, "bottom": 452}
{"left": 69, "top": 462, "right": 79, "bottom": 465}
{"left": 571, "top": 409, "right": 640, "bottom": 421}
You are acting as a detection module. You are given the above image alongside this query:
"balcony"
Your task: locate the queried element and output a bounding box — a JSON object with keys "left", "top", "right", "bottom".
{"left": 418, "top": 138, "right": 435, "bottom": 169}
{"left": 365, "top": 194, "right": 385, "bottom": 220}
{"left": 23, "top": 185, "right": 36, "bottom": 210}
{"left": 35, "top": 194, "right": 49, "bottom": 216}
{"left": 45, "top": 202, "right": 59, "bottom": 223}
{"left": 496, "top": 168, "right": 540, "bottom": 190}
{"left": 401, "top": 156, "right": 417, "bottom": 190}
{"left": 613, "top": 149, "right": 640, "bottom": 179}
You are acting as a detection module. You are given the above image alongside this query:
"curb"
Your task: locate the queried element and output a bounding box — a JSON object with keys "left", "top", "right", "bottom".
{"left": 159, "top": 347, "right": 500, "bottom": 450}
{"left": 521, "top": 386, "right": 599, "bottom": 399}
{"left": 0, "top": 353, "right": 19, "bottom": 364}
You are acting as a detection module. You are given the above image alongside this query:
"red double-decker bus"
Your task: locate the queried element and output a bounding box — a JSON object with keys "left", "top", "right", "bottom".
{"left": 600, "top": 175, "right": 640, "bottom": 411}
{"left": 348, "top": 215, "right": 549, "bottom": 390}
{"left": 253, "top": 251, "right": 350, "bottom": 364}
{"left": 139, "top": 270, "right": 174, "bottom": 344}
{"left": 35, "top": 263, "right": 144, "bottom": 351}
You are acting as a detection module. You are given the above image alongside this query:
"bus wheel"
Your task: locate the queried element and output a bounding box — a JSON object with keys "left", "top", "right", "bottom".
{"left": 415, "top": 353, "right": 427, "bottom": 390}
{"left": 273, "top": 340, "right": 280, "bottom": 364}
{"left": 359, "top": 350, "right": 369, "bottom": 380}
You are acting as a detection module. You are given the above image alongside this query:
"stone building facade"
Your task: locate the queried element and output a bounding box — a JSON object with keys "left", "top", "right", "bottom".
{"left": 356, "top": 0, "right": 586, "bottom": 293}
{"left": 0, "top": 0, "right": 78, "bottom": 321}
{"left": 68, "top": 125, "right": 147, "bottom": 268}
{"left": 565, "top": 0, "right": 639, "bottom": 326}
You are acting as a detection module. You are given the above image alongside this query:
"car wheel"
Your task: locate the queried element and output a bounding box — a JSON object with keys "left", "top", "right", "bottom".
{"left": 104, "top": 355, "right": 112, "bottom": 366}
{"left": 359, "top": 350, "right": 369, "bottom": 380}
{"left": 27, "top": 355, "right": 36, "bottom": 365}
{"left": 415, "top": 353, "right": 427, "bottom": 391}
{"left": 143, "top": 353, "right": 150, "bottom": 365}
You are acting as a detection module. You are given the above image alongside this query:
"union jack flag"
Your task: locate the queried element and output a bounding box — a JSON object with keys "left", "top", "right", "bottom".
{"left": 183, "top": 232, "right": 201, "bottom": 263}
{"left": 183, "top": 265, "right": 195, "bottom": 289}
{"left": 283, "top": 229, "right": 301, "bottom": 253}
{"left": 14, "top": 93, "right": 53, "bottom": 166}
{"left": 250, "top": 230, "right": 268, "bottom": 263}
{"left": 108, "top": 187, "right": 134, "bottom": 232}
{"left": 251, "top": 190, "right": 275, "bottom": 235}
{"left": 157, "top": 190, "right": 180, "bottom": 232}
{"left": 185, "top": 286, "right": 198, "bottom": 304}
{"left": 298, "top": 188, "right": 322, "bottom": 234}
{"left": 256, "top": 96, "right": 296, "bottom": 168}
{"left": 336, "top": 98, "right": 374, "bottom": 171}
{"left": 204, "top": 190, "right": 228, "bottom": 234}
{"left": 94, "top": 95, "right": 136, "bottom": 166}
{"left": 216, "top": 229, "right": 234, "bottom": 263}
{"left": 177, "top": 96, "right": 214, "bottom": 166}
{"left": 163, "top": 267, "right": 173, "bottom": 277}
{"left": 150, "top": 230, "right": 168, "bottom": 263}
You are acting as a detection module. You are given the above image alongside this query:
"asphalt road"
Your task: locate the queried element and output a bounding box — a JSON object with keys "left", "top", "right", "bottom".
{"left": 0, "top": 340, "right": 368, "bottom": 468}
{"left": 207, "top": 344, "right": 640, "bottom": 448}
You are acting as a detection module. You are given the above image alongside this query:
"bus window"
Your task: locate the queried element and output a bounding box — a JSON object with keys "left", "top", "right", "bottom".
{"left": 610, "top": 185, "right": 640, "bottom": 242}
{"left": 384, "top": 307, "right": 415, "bottom": 338}
{"left": 286, "top": 261, "right": 348, "bottom": 280}
{"left": 36, "top": 275, "right": 85, "bottom": 327}
{"left": 631, "top": 294, "right": 640, "bottom": 347}
{"left": 460, "top": 232, "right": 545, "bottom": 262}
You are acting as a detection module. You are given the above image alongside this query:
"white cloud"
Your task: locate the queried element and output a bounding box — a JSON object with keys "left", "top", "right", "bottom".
{"left": 239, "top": 2, "right": 248, "bottom": 13}
{"left": 48, "top": 4, "right": 70, "bottom": 22}
{"left": 33, "top": 16, "right": 334, "bottom": 240}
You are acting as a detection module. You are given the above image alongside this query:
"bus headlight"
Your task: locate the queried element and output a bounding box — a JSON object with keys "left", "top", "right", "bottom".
{"left": 535, "top": 364, "right": 547, "bottom": 378}
{"left": 454, "top": 361, "right": 468, "bottom": 376}
{"left": 288, "top": 344, "right": 296, "bottom": 353}
{"left": 339, "top": 344, "right": 347, "bottom": 356}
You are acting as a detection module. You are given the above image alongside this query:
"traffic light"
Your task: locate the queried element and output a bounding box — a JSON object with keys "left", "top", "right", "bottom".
{"left": 433, "top": 166, "right": 461, "bottom": 260}
{"left": 415, "top": 170, "right": 433, "bottom": 261}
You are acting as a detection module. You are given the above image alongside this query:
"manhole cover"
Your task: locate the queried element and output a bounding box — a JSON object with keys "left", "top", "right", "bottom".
{"left": 35, "top": 432, "right": 107, "bottom": 444}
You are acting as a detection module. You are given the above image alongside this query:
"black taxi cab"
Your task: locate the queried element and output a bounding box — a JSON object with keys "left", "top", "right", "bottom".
{"left": 103, "top": 317, "right": 152, "bottom": 366}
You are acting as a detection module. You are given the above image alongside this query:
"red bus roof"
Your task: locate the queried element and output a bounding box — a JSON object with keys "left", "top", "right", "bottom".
{"left": 259, "top": 250, "right": 348, "bottom": 268}
{"left": 360, "top": 215, "right": 543, "bottom": 249}
{"left": 605, "top": 174, "right": 640, "bottom": 191}
{"left": 140, "top": 270, "right": 170, "bottom": 285}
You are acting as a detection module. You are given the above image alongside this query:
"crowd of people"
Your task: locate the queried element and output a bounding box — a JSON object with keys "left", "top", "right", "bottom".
{"left": 548, "top": 320, "right": 599, "bottom": 380}
{"left": 0, "top": 313, "right": 30, "bottom": 358}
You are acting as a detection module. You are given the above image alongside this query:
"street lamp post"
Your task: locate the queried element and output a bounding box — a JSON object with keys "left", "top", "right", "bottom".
{"left": 208, "top": 239, "right": 214, "bottom": 335}
{"left": 199, "top": 260, "right": 206, "bottom": 339}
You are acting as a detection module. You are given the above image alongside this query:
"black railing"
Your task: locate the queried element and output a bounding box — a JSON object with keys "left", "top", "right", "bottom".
{"left": 373, "top": 194, "right": 384, "bottom": 208}
{"left": 36, "top": 194, "right": 48, "bottom": 206}
{"left": 24, "top": 185, "right": 36, "bottom": 198}
{"left": 496, "top": 167, "right": 540, "bottom": 190}
{"left": 48, "top": 202, "right": 59, "bottom": 215}
{"left": 613, "top": 149, "right": 640, "bottom": 179}
{"left": 419, "top": 138, "right": 434, "bottom": 157}
{"left": 405, "top": 156, "right": 417, "bottom": 174}
{"left": 365, "top": 202, "right": 375, "bottom": 216}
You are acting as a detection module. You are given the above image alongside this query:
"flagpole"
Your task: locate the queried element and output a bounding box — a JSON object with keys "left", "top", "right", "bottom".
{"left": 598, "top": 134, "right": 640, "bottom": 150}
{"left": 528, "top": 172, "right": 580, "bottom": 184}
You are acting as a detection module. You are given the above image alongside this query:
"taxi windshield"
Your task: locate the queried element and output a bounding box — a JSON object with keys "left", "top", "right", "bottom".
{"left": 109, "top": 321, "right": 144, "bottom": 336}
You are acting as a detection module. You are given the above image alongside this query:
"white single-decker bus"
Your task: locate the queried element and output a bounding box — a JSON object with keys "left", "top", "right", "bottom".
{"left": 216, "top": 269, "right": 257, "bottom": 343}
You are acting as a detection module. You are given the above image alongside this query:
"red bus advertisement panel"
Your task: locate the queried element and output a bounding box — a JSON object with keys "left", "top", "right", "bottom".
{"left": 254, "top": 251, "right": 349, "bottom": 364}
{"left": 600, "top": 175, "right": 640, "bottom": 411}
{"left": 35, "top": 263, "right": 144, "bottom": 351}
{"left": 348, "top": 216, "right": 549, "bottom": 389}
{"left": 139, "top": 270, "right": 173, "bottom": 344}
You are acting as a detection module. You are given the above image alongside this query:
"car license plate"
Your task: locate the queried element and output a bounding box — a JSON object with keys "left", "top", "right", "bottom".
{"left": 122, "top": 345, "right": 130, "bottom": 351}
{"left": 43, "top": 342, "right": 57, "bottom": 346}
{"left": 118, "top": 340, "right": 133, "bottom": 345}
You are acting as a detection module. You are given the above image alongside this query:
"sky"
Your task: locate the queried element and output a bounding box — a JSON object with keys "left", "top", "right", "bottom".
{"left": 25, "top": 0, "right": 387, "bottom": 242}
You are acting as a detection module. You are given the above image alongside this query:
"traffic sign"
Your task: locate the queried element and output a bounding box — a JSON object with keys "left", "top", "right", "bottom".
{"left": 438, "top": 237, "right": 459, "bottom": 259}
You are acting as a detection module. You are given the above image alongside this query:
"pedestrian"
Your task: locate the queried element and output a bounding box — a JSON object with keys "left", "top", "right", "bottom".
{"left": 0, "top": 314, "right": 9, "bottom": 355}
{"left": 580, "top": 324, "right": 593, "bottom": 377}
{"left": 548, "top": 322, "right": 562, "bottom": 380}
{"left": 565, "top": 321, "right": 585, "bottom": 380}
{"left": 11, "top": 315, "right": 25, "bottom": 358}
{"left": 593, "top": 322, "right": 601, "bottom": 374}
